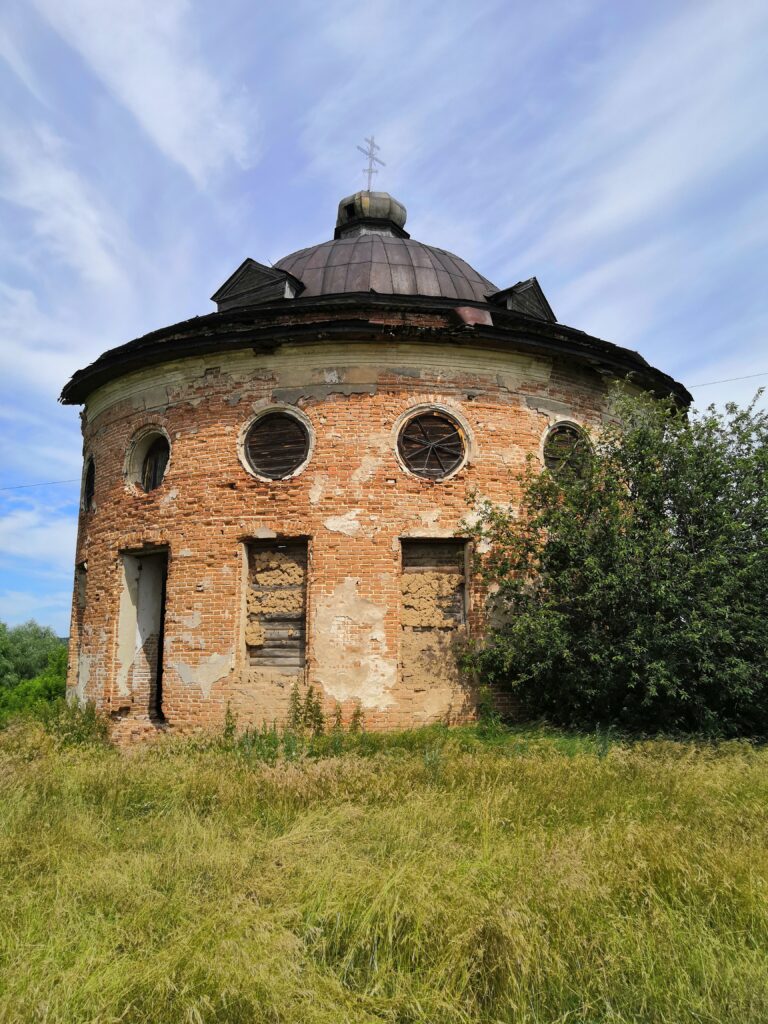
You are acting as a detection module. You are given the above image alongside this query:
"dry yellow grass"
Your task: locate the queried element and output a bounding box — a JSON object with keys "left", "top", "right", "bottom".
{"left": 1, "top": 721, "right": 767, "bottom": 1022}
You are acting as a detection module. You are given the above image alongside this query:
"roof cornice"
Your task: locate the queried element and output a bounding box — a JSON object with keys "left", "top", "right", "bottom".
{"left": 60, "top": 293, "right": 690, "bottom": 406}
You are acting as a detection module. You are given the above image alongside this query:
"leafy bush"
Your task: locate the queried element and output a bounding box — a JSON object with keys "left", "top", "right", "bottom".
{"left": 468, "top": 387, "right": 768, "bottom": 736}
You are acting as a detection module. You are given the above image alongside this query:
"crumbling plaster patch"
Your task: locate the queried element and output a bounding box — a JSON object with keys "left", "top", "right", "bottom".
{"left": 84, "top": 343, "right": 553, "bottom": 423}
{"left": 309, "top": 473, "right": 328, "bottom": 505}
{"left": 74, "top": 653, "right": 91, "bottom": 702}
{"left": 178, "top": 610, "right": 201, "bottom": 629}
{"left": 253, "top": 526, "right": 278, "bottom": 539}
{"left": 174, "top": 652, "right": 232, "bottom": 699}
{"left": 324, "top": 509, "right": 363, "bottom": 537}
{"left": 351, "top": 454, "right": 382, "bottom": 484}
{"left": 313, "top": 578, "right": 396, "bottom": 708}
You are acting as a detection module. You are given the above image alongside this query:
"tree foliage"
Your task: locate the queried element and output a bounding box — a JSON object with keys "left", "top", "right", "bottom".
{"left": 0, "top": 620, "right": 64, "bottom": 690}
{"left": 468, "top": 387, "right": 768, "bottom": 735}
{"left": 0, "top": 622, "right": 67, "bottom": 726}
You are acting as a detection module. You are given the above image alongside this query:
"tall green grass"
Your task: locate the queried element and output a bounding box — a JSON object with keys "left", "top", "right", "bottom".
{"left": 1, "top": 720, "right": 766, "bottom": 1022}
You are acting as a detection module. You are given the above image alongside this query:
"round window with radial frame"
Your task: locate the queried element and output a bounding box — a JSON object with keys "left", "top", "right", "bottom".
{"left": 397, "top": 411, "right": 466, "bottom": 480}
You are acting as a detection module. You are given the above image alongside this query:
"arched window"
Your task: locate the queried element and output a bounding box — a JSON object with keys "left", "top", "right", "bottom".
{"left": 244, "top": 411, "right": 311, "bottom": 480}
{"left": 398, "top": 410, "right": 466, "bottom": 480}
{"left": 141, "top": 436, "right": 170, "bottom": 492}
{"left": 83, "top": 458, "right": 95, "bottom": 511}
{"left": 543, "top": 423, "right": 589, "bottom": 476}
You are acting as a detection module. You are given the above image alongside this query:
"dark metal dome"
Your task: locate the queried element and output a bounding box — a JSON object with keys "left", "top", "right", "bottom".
{"left": 274, "top": 191, "right": 497, "bottom": 303}
{"left": 275, "top": 235, "right": 497, "bottom": 303}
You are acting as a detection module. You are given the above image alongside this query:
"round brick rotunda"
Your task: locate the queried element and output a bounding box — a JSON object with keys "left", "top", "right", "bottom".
{"left": 62, "top": 191, "right": 688, "bottom": 739}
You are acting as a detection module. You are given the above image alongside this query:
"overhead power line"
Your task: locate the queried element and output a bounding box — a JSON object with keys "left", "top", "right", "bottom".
{"left": 689, "top": 370, "right": 768, "bottom": 388}
{"left": 0, "top": 477, "right": 78, "bottom": 489}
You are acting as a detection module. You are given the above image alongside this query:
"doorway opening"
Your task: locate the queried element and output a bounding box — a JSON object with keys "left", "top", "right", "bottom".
{"left": 119, "top": 549, "right": 169, "bottom": 720}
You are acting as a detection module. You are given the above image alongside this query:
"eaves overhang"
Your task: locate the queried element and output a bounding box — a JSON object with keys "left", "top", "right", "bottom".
{"left": 59, "top": 293, "right": 691, "bottom": 407}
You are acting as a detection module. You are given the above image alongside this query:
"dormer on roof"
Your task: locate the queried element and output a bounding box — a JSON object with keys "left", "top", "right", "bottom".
{"left": 211, "top": 258, "right": 305, "bottom": 312}
{"left": 487, "top": 277, "right": 556, "bottom": 322}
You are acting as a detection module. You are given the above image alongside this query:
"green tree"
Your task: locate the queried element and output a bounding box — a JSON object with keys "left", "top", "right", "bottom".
{"left": 468, "top": 387, "right": 768, "bottom": 735}
{"left": 0, "top": 645, "right": 68, "bottom": 725}
{"left": 0, "top": 621, "right": 65, "bottom": 690}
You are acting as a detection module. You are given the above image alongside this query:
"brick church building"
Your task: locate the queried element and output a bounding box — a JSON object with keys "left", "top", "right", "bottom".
{"left": 61, "top": 190, "right": 688, "bottom": 740}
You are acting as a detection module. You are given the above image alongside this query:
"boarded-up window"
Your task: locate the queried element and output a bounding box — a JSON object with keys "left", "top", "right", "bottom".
{"left": 401, "top": 540, "right": 467, "bottom": 629}
{"left": 245, "top": 413, "right": 310, "bottom": 480}
{"left": 400, "top": 539, "right": 468, "bottom": 694}
{"left": 246, "top": 540, "right": 308, "bottom": 669}
{"left": 141, "top": 436, "right": 170, "bottom": 492}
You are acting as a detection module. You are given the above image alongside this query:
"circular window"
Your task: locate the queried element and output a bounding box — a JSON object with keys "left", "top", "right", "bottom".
{"left": 543, "top": 423, "right": 589, "bottom": 475}
{"left": 141, "top": 436, "right": 170, "bottom": 492}
{"left": 244, "top": 411, "right": 310, "bottom": 480}
{"left": 126, "top": 428, "right": 171, "bottom": 493}
{"left": 82, "top": 457, "right": 95, "bottom": 512}
{"left": 397, "top": 410, "right": 466, "bottom": 480}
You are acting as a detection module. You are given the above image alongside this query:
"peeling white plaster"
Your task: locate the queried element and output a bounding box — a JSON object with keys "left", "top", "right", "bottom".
{"left": 351, "top": 454, "right": 382, "bottom": 484}
{"left": 175, "top": 652, "right": 232, "bottom": 699}
{"left": 75, "top": 654, "right": 91, "bottom": 702}
{"left": 309, "top": 473, "right": 327, "bottom": 504}
{"left": 253, "top": 526, "right": 277, "bottom": 539}
{"left": 313, "top": 578, "right": 396, "bottom": 708}
{"left": 324, "top": 509, "right": 362, "bottom": 536}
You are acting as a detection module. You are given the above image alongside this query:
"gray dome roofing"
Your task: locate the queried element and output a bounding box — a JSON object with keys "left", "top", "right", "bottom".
{"left": 275, "top": 235, "right": 497, "bottom": 303}
{"left": 273, "top": 191, "right": 498, "bottom": 303}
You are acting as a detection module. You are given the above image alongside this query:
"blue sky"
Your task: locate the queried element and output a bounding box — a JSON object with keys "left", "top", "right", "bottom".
{"left": 1, "top": 0, "right": 767, "bottom": 635}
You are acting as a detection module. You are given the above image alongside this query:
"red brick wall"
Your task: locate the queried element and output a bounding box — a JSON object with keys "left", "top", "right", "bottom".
{"left": 67, "top": 324, "right": 609, "bottom": 741}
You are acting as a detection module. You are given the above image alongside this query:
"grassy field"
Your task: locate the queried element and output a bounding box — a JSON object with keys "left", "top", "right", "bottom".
{"left": 1, "top": 718, "right": 767, "bottom": 1023}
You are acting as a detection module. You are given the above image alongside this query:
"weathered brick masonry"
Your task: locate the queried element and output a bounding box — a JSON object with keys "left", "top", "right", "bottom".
{"left": 61, "top": 191, "right": 688, "bottom": 741}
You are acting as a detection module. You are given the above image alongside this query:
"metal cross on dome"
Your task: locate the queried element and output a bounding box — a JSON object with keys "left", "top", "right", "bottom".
{"left": 357, "top": 135, "right": 385, "bottom": 191}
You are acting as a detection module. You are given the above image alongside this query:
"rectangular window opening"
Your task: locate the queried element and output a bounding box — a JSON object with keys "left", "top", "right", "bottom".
{"left": 245, "top": 539, "right": 308, "bottom": 669}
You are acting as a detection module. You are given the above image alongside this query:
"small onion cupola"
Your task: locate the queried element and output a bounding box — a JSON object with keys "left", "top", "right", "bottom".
{"left": 334, "top": 191, "right": 409, "bottom": 239}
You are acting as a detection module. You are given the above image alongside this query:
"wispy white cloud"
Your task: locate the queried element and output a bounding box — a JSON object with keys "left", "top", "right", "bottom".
{"left": 0, "top": 500, "right": 77, "bottom": 573}
{"left": 0, "top": 123, "right": 129, "bottom": 287}
{"left": 0, "top": 284, "right": 104, "bottom": 395}
{"left": 0, "top": 588, "right": 72, "bottom": 632}
{"left": 0, "top": 19, "right": 48, "bottom": 103}
{"left": 514, "top": 0, "right": 768, "bottom": 267}
{"left": 30, "top": 0, "right": 257, "bottom": 185}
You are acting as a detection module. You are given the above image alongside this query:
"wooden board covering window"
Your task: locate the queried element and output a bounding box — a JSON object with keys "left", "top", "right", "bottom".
{"left": 245, "top": 413, "right": 309, "bottom": 479}
{"left": 246, "top": 540, "right": 308, "bottom": 669}
{"left": 401, "top": 539, "right": 467, "bottom": 628}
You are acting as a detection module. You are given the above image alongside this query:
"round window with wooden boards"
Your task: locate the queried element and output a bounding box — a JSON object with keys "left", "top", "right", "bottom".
{"left": 543, "top": 423, "right": 589, "bottom": 476}
{"left": 397, "top": 410, "right": 466, "bottom": 480}
{"left": 244, "top": 412, "right": 310, "bottom": 480}
{"left": 141, "top": 436, "right": 170, "bottom": 492}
